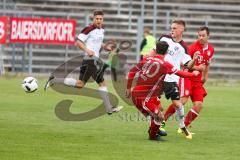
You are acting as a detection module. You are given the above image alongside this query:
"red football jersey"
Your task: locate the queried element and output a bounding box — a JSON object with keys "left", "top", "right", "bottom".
{"left": 188, "top": 41, "right": 214, "bottom": 82}
{"left": 127, "top": 55, "right": 178, "bottom": 98}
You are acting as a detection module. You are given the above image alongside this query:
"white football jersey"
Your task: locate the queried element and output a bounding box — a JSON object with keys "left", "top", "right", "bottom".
{"left": 159, "top": 35, "right": 191, "bottom": 83}
{"left": 77, "top": 24, "right": 104, "bottom": 58}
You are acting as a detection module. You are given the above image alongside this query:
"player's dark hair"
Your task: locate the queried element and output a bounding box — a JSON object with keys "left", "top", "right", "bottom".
{"left": 172, "top": 19, "right": 186, "bottom": 28}
{"left": 93, "top": 10, "right": 104, "bottom": 16}
{"left": 156, "top": 41, "right": 169, "bottom": 55}
{"left": 198, "top": 26, "right": 210, "bottom": 35}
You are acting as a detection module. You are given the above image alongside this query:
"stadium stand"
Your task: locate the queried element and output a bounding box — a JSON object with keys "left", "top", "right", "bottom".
{"left": 0, "top": 0, "right": 240, "bottom": 79}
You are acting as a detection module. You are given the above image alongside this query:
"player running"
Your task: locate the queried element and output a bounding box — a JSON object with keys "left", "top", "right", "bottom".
{"left": 125, "top": 41, "right": 199, "bottom": 141}
{"left": 44, "top": 10, "right": 123, "bottom": 114}
{"left": 164, "top": 26, "right": 214, "bottom": 132}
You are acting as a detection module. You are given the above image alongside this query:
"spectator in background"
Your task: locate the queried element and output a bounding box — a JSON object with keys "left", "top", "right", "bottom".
{"left": 140, "top": 27, "right": 156, "bottom": 60}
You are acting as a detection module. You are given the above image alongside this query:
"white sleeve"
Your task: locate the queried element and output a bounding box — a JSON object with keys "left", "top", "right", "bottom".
{"left": 159, "top": 36, "right": 167, "bottom": 42}
{"left": 77, "top": 33, "right": 89, "bottom": 42}
{"left": 182, "top": 53, "right": 192, "bottom": 65}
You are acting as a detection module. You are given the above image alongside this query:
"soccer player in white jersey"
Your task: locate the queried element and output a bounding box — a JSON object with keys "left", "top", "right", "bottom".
{"left": 44, "top": 10, "right": 123, "bottom": 114}
{"left": 159, "top": 20, "right": 198, "bottom": 139}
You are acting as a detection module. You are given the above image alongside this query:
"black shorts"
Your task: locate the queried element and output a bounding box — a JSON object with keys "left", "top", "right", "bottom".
{"left": 163, "top": 82, "right": 180, "bottom": 100}
{"left": 79, "top": 59, "right": 104, "bottom": 84}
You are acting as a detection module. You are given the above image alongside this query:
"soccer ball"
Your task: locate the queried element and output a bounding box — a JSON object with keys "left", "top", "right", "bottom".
{"left": 22, "top": 77, "right": 38, "bottom": 93}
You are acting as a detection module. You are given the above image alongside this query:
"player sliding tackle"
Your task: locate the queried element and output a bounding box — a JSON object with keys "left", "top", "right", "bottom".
{"left": 125, "top": 41, "right": 199, "bottom": 141}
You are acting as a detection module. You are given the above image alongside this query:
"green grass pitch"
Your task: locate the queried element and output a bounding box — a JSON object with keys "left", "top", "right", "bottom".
{"left": 0, "top": 76, "right": 240, "bottom": 160}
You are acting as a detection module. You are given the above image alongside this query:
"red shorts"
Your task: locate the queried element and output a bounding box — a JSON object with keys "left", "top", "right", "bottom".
{"left": 179, "top": 78, "right": 207, "bottom": 102}
{"left": 132, "top": 87, "right": 161, "bottom": 117}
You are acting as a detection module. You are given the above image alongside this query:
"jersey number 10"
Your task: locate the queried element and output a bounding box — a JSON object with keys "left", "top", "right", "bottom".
{"left": 141, "top": 60, "right": 160, "bottom": 80}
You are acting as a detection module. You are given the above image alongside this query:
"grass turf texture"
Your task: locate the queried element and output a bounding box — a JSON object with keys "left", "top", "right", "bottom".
{"left": 0, "top": 76, "right": 240, "bottom": 160}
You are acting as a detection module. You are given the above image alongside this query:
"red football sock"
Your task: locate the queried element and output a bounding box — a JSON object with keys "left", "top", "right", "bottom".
{"left": 149, "top": 118, "right": 160, "bottom": 139}
{"left": 164, "top": 103, "right": 176, "bottom": 121}
{"left": 184, "top": 108, "right": 199, "bottom": 127}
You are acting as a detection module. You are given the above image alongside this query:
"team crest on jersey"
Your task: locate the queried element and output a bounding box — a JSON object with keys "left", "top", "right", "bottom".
{"left": 207, "top": 51, "right": 211, "bottom": 56}
{"left": 174, "top": 46, "right": 179, "bottom": 51}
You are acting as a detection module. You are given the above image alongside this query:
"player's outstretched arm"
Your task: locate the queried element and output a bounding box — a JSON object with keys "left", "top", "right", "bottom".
{"left": 165, "top": 61, "right": 198, "bottom": 78}
{"left": 175, "top": 70, "right": 199, "bottom": 78}
{"left": 126, "top": 66, "right": 138, "bottom": 90}
{"left": 192, "top": 64, "right": 206, "bottom": 72}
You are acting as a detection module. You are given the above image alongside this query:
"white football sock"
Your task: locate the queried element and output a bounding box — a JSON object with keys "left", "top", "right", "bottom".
{"left": 176, "top": 105, "right": 185, "bottom": 128}
{"left": 98, "top": 86, "right": 113, "bottom": 113}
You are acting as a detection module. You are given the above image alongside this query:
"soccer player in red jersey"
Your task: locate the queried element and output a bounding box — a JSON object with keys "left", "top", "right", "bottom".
{"left": 126, "top": 41, "right": 199, "bottom": 141}
{"left": 164, "top": 26, "right": 214, "bottom": 131}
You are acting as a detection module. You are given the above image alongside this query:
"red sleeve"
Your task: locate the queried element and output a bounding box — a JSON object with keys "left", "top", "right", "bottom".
{"left": 175, "top": 70, "right": 195, "bottom": 78}
{"left": 205, "top": 45, "right": 214, "bottom": 65}
{"left": 208, "top": 45, "right": 214, "bottom": 64}
{"left": 164, "top": 61, "right": 178, "bottom": 74}
{"left": 127, "top": 60, "right": 144, "bottom": 89}
{"left": 164, "top": 61, "right": 195, "bottom": 78}
{"left": 210, "top": 46, "right": 214, "bottom": 58}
